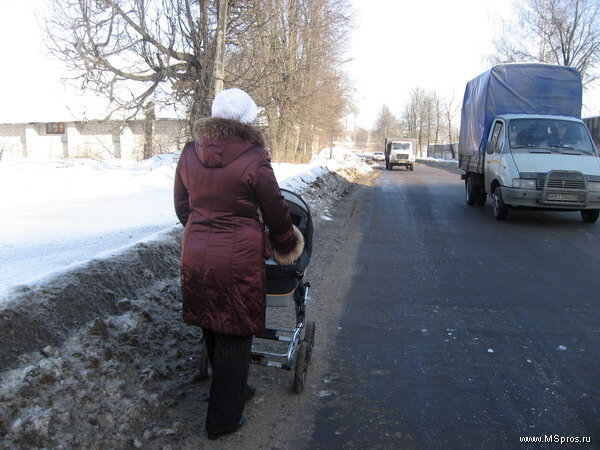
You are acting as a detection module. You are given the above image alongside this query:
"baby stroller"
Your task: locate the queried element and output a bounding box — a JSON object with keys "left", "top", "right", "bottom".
{"left": 251, "top": 189, "right": 315, "bottom": 393}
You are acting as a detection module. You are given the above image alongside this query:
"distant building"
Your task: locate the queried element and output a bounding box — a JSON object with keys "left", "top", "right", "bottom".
{"left": 0, "top": 118, "right": 189, "bottom": 161}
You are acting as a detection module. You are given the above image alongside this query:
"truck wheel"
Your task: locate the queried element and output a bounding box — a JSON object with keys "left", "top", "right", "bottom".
{"left": 465, "top": 177, "right": 477, "bottom": 206}
{"left": 581, "top": 209, "right": 600, "bottom": 223}
{"left": 492, "top": 187, "right": 509, "bottom": 220}
{"left": 409, "top": 164, "right": 414, "bottom": 171}
{"left": 475, "top": 187, "right": 487, "bottom": 206}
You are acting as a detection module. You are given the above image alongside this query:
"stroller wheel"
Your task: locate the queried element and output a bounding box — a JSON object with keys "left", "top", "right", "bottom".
{"left": 294, "top": 342, "right": 309, "bottom": 394}
{"left": 303, "top": 321, "right": 315, "bottom": 363}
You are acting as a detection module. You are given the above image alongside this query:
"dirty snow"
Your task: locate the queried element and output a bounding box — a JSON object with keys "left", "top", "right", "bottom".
{"left": 0, "top": 143, "right": 373, "bottom": 448}
{"left": 0, "top": 144, "right": 369, "bottom": 300}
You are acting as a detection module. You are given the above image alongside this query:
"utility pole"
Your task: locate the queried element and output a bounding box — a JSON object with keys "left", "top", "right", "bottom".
{"left": 213, "top": 0, "right": 228, "bottom": 96}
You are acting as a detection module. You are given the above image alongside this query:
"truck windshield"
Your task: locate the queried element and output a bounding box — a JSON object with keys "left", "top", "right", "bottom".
{"left": 508, "top": 119, "right": 596, "bottom": 155}
{"left": 391, "top": 143, "right": 411, "bottom": 150}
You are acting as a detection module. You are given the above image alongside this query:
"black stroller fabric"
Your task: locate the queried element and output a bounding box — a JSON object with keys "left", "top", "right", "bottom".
{"left": 266, "top": 189, "right": 313, "bottom": 296}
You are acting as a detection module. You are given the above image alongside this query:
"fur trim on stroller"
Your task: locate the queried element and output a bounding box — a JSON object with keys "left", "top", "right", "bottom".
{"left": 270, "top": 225, "right": 305, "bottom": 265}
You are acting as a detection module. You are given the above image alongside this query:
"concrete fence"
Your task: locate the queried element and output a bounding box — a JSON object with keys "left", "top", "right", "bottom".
{"left": 427, "top": 143, "right": 458, "bottom": 160}
{"left": 0, "top": 118, "right": 189, "bottom": 161}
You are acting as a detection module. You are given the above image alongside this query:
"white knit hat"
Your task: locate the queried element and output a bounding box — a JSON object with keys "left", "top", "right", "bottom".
{"left": 211, "top": 88, "right": 258, "bottom": 124}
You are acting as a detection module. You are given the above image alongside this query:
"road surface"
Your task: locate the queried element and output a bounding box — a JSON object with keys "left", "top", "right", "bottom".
{"left": 310, "top": 162, "right": 600, "bottom": 448}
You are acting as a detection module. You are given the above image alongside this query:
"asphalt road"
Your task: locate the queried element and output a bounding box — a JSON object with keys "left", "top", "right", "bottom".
{"left": 310, "top": 163, "right": 600, "bottom": 449}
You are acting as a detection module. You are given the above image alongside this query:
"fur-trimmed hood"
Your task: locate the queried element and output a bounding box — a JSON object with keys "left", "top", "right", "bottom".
{"left": 193, "top": 117, "right": 266, "bottom": 168}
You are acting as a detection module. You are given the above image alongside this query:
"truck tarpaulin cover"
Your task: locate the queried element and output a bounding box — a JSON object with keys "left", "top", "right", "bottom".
{"left": 458, "top": 63, "right": 582, "bottom": 156}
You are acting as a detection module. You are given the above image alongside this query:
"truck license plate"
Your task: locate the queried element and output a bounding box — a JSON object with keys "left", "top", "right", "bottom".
{"left": 547, "top": 193, "right": 578, "bottom": 202}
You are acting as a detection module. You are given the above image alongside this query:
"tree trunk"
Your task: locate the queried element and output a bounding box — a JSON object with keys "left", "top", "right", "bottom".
{"left": 143, "top": 102, "right": 156, "bottom": 160}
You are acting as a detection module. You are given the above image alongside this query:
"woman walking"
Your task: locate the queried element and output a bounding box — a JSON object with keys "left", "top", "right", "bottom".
{"left": 173, "top": 88, "right": 304, "bottom": 440}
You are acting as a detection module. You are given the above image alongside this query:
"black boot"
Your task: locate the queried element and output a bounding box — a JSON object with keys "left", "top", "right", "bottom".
{"left": 207, "top": 417, "right": 246, "bottom": 440}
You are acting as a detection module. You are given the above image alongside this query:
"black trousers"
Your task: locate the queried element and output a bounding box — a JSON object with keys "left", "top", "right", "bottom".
{"left": 201, "top": 328, "right": 253, "bottom": 433}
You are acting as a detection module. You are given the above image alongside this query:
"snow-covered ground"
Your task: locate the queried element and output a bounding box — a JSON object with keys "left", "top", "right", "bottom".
{"left": 0, "top": 144, "right": 366, "bottom": 299}
{"left": 416, "top": 156, "right": 459, "bottom": 166}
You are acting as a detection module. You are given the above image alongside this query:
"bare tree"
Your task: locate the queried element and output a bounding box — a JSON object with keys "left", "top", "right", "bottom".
{"left": 401, "top": 86, "right": 424, "bottom": 137}
{"left": 431, "top": 92, "right": 443, "bottom": 145}
{"left": 491, "top": 0, "right": 600, "bottom": 85}
{"left": 373, "top": 105, "right": 400, "bottom": 144}
{"left": 43, "top": 0, "right": 352, "bottom": 162}
{"left": 401, "top": 87, "right": 428, "bottom": 155}
{"left": 443, "top": 93, "right": 460, "bottom": 157}
{"left": 353, "top": 127, "right": 369, "bottom": 150}
{"left": 43, "top": 0, "right": 251, "bottom": 124}
{"left": 226, "top": 0, "right": 353, "bottom": 162}
{"left": 400, "top": 87, "right": 458, "bottom": 157}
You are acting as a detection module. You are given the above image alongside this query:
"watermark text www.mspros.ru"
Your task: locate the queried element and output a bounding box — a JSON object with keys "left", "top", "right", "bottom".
{"left": 519, "top": 435, "right": 592, "bottom": 444}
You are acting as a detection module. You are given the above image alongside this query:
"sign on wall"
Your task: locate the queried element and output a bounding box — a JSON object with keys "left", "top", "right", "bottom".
{"left": 46, "top": 123, "right": 65, "bottom": 135}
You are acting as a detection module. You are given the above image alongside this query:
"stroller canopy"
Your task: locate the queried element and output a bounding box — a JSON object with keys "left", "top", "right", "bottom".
{"left": 280, "top": 189, "right": 312, "bottom": 269}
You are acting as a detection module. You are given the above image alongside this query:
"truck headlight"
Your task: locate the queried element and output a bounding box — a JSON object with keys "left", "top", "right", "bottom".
{"left": 588, "top": 181, "right": 600, "bottom": 192}
{"left": 512, "top": 178, "right": 537, "bottom": 189}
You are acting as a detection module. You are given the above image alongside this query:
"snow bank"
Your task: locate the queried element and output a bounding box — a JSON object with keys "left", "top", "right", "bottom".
{"left": 0, "top": 149, "right": 370, "bottom": 297}
{"left": 416, "top": 156, "right": 462, "bottom": 174}
{"left": 416, "top": 156, "right": 459, "bottom": 166}
{"left": 0, "top": 146, "right": 371, "bottom": 372}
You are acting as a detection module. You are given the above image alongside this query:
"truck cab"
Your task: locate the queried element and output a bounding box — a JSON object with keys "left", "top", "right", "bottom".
{"left": 480, "top": 114, "right": 600, "bottom": 221}
{"left": 385, "top": 139, "right": 416, "bottom": 171}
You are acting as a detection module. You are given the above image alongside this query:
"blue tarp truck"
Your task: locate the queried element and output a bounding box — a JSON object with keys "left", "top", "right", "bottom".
{"left": 458, "top": 63, "right": 600, "bottom": 222}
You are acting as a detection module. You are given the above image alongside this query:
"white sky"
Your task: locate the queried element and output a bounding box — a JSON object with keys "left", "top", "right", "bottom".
{"left": 0, "top": 1, "right": 113, "bottom": 123}
{"left": 348, "top": 0, "right": 600, "bottom": 128}
{"left": 0, "top": 0, "right": 598, "bottom": 126}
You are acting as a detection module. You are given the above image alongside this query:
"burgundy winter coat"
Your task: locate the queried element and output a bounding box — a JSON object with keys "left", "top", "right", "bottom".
{"left": 174, "top": 118, "right": 304, "bottom": 336}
